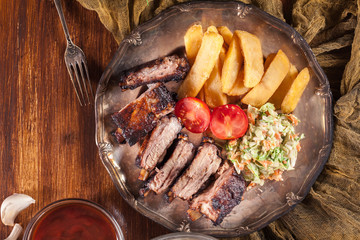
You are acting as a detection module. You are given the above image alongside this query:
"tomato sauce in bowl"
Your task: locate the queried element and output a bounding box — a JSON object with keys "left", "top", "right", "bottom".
{"left": 23, "top": 199, "right": 124, "bottom": 240}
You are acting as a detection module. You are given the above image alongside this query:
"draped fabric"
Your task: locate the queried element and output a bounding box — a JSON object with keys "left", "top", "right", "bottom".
{"left": 77, "top": 0, "right": 360, "bottom": 238}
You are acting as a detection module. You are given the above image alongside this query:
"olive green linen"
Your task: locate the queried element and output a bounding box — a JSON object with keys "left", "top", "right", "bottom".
{"left": 77, "top": 0, "right": 360, "bottom": 238}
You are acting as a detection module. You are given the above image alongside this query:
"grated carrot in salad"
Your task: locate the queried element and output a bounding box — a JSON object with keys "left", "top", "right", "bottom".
{"left": 226, "top": 103, "right": 304, "bottom": 185}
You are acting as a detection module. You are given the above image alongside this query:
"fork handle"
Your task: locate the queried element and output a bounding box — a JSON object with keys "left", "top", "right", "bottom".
{"left": 54, "top": 0, "right": 73, "bottom": 46}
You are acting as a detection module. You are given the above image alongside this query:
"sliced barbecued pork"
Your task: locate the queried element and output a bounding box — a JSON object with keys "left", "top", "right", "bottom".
{"left": 111, "top": 84, "right": 175, "bottom": 146}
{"left": 169, "top": 139, "right": 222, "bottom": 201}
{"left": 215, "top": 160, "right": 231, "bottom": 178}
{"left": 188, "top": 166, "right": 246, "bottom": 225}
{"left": 119, "top": 54, "right": 190, "bottom": 90}
{"left": 146, "top": 133, "right": 195, "bottom": 195}
{"left": 136, "top": 115, "right": 182, "bottom": 181}
{"left": 113, "top": 128, "right": 124, "bottom": 144}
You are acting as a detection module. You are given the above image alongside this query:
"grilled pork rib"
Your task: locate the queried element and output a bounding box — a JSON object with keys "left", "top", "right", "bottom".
{"left": 113, "top": 128, "right": 124, "bottom": 144}
{"left": 170, "top": 139, "right": 222, "bottom": 201}
{"left": 147, "top": 133, "right": 195, "bottom": 194}
{"left": 136, "top": 115, "right": 182, "bottom": 180}
{"left": 119, "top": 54, "right": 190, "bottom": 90}
{"left": 111, "top": 84, "right": 175, "bottom": 146}
{"left": 188, "top": 167, "right": 246, "bottom": 225}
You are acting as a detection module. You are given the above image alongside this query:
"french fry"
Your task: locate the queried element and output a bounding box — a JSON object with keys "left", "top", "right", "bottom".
{"left": 241, "top": 49, "right": 290, "bottom": 107}
{"left": 227, "top": 95, "right": 242, "bottom": 104}
{"left": 264, "top": 53, "right": 276, "bottom": 71}
{"left": 281, "top": 67, "right": 310, "bottom": 113}
{"left": 269, "top": 64, "right": 298, "bottom": 109}
{"left": 217, "top": 26, "right": 233, "bottom": 46}
{"left": 178, "top": 31, "right": 224, "bottom": 99}
{"left": 201, "top": 30, "right": 226, "bottom": 107}
{"left": 219, "top": 46, "right": 227, "bottom": 68}
{"left": 204, "top": 58, "right": 228, "bottom": 108}
{"left": 235, "top": 30, "right": 264, "bottom": 88}
{"left": 184, "top": 24, "right": 203, "bottom": 66}
{"left": 227, "top": 67, "right": 249, "bottom": 96}
{"left": 221, "top": 34, "right": 243, "bottom": 94}
{"left": 197, "top": 87, "right": 206, "bottom": 102}
{"left": 207, "top": 25, "right": 218, "bottom": 33}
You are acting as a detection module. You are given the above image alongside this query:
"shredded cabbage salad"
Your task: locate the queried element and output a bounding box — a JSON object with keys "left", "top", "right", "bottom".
{"left": 226, "top": 103, "right": 304, "bottom": 185}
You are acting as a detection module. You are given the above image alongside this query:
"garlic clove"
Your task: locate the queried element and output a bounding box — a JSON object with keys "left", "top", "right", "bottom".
{"left": 4, "top": 223, "right": 23, "bottom": 240}
{"left": 1, "top": 193, "right": 35, "bottom": 226}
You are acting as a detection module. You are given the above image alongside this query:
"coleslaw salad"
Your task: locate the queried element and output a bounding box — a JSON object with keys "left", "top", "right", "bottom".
{"left": 226, "top": 103, "right": 304, "bottom": 185}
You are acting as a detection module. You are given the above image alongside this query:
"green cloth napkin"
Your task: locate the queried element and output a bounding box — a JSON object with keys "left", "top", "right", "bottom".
{"left": 77, "top": 0, "right": 360, "bottom": 238}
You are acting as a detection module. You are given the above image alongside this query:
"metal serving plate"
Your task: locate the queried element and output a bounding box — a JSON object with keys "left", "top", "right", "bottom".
{"left": 95, "top": 1, "right": 333, "bottom": 237}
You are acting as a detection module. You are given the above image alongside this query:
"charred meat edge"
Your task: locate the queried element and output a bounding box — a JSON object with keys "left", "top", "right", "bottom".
{"left": 113, "top": 128, "right": 125, "bottom": 144}
{"left": 111, "top": 84, "right": 175, "bottom": 146}
{"left": 136, "top": 115, "right": 182, "bottom": 181}
{"left": 169, "top": 139, "right": 222, "bottom": 201}
{"left": 119, "top": 54, "right": 190, "bottom": 90}
{"left": 141, "top": 133, "right": 195, "bottom": 196}
{"left": 188, "top": 167, "right": 246, "bottom": 225}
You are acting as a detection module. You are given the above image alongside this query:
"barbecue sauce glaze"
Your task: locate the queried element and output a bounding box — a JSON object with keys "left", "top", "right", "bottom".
{"left": 31, "top": 203, "right": 117, "bottom": 240}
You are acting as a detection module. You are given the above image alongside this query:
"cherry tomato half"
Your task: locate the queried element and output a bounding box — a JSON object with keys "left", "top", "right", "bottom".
{"left": 175, "top": 97, "right": 211, "bottom": 133}
{"left": 210, "top": 104, "right": 248, "bottom": 140}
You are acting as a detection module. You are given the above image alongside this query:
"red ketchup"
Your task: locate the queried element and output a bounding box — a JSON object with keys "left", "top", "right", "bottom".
{"left": 31, "top": 203, "right": 117, "bottom": 240}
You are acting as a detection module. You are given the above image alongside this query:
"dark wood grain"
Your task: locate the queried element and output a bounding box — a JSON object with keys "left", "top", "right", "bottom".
{"left": 0, "top": 0, "right": 171, "bottom": 239}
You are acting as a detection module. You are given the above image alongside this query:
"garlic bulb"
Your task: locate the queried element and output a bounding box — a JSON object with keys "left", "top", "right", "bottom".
{"left": 4, "top": 223, "right": 22, "bottom": 240}
{"left": 1, "top": 193, "right": 35, "bottom": 226}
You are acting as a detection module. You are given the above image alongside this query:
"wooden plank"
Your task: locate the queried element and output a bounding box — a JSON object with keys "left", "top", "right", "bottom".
{"left": 0, "top": 0, "right": 171, "bottom": 239}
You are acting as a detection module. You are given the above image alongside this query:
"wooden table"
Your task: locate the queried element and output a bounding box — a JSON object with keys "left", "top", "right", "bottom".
{"left": 0, "top": 0, "right": 171, "bottom": 239}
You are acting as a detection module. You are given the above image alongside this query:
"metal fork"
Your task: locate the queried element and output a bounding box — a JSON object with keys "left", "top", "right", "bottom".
{"left": 54, "top": 0, "right": 94, "bottom": 106}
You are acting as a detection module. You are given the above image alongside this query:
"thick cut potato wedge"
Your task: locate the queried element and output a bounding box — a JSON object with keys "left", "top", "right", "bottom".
{"left": 241, "top": 49, "right": 290, "bottom": 107}
{"left": 207, "top": 25, "right": 218, "bottom": 33}
{"left": 219, "top": 47, "right": 227, "bottom": 67}
{"left": 178, "top": 31, "right": 224, "bottom": 99}
{"left": 235, "top": 30, "right": 264, "bottom": 88}
{"left": 227, "top": 95, "right": 242, "bottom": 104}
{"left": 269, "top": 64, "right": 298, "bottom": 109}
{"left": 221, "top": 34, "right": 243, "bottom": 94}
{"left": 281, "top": 67, "right": 310, "bottom": 113}
{"left": 204, "top": 58, "right": 228, "bottom": 108}
{"left": 197, "top": 87, "right": 206, "bottom": 102}
{"left": 264, "top": 53, "right": 276, "bottom": 71}
{"left": 217, "top": 26, "right": 233, "bottom": 46}
{"left": 227, "top": 67, "right": 249, "bottom": 96}
{"left": 184, "top": 24, "right": 203, "bottom": 66}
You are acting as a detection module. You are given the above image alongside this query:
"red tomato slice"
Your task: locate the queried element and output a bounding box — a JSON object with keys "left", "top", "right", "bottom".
{"left": 175, "top": 97, "right": 211, "bottom": 133}
{"left": 210, "top": 104, "right": 248, "bottom": 140}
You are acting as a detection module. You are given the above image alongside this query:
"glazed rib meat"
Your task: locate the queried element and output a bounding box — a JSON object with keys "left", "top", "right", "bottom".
{"left": 136, "top": 115, "right": 182, "bottom": 180}
{"left": 170, "top": 140, "right": 222, "bottom": 201}
{"left": 148, "top": 134, "right": 195, "bottom": 194}
{"left": 111, "top": 84, "right": 175, "bottom": 146}
{"left": 119, "top": 54, "right": 190, "bottom": 90}
{"left": 188, "top": 167, "right": 246, "bottom": 225}
{"left": 113, "top": 128, "right": 124, "bottom": 144}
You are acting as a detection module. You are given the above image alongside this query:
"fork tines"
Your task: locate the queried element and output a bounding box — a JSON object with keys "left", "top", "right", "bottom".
{"left": 66, "top": 58, "right": 94, "bottom": 106}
